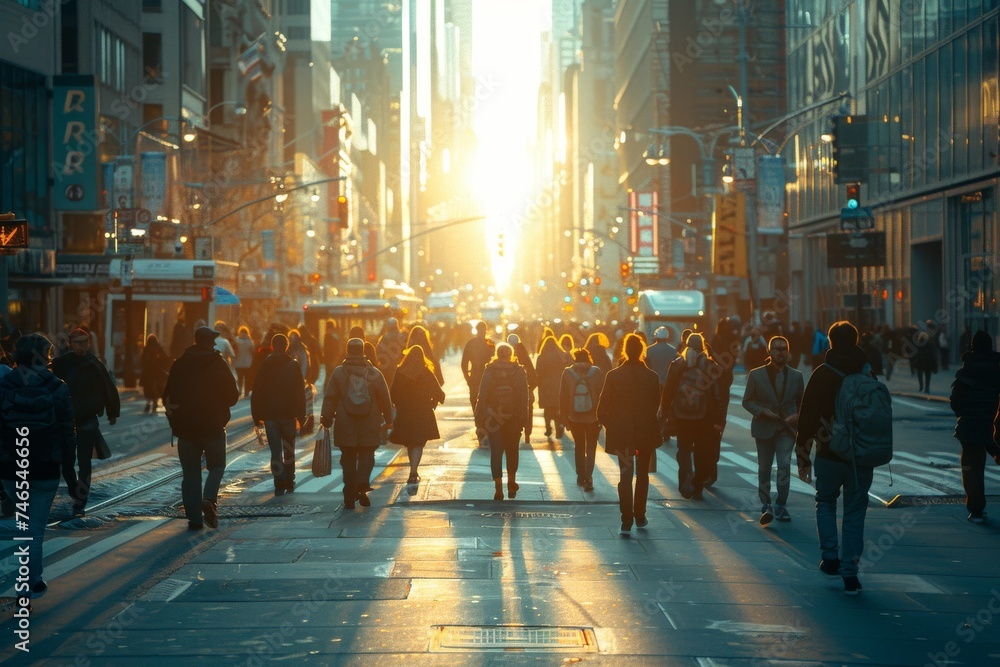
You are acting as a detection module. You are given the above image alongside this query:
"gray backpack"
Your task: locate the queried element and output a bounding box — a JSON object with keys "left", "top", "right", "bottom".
{"left": 829, "top": 365, "right": 893, "bottom": 467}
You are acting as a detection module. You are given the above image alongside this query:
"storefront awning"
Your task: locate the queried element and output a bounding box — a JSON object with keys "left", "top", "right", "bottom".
{"left": 215, "top": 286, "right": 240, "bottom": 305}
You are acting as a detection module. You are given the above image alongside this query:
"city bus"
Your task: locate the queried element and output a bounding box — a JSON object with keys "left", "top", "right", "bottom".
{"left": 635, "top": 289, "right": 708, "bottom": 345}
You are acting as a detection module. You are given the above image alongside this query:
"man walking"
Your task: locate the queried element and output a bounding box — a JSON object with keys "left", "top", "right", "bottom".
{"left": 163, "top": 326, "right": 239, "bottom": 530}
{"left": 51, "top": 327, "right": 120, "bottom": 515}
{"left": 375, "top": 317, "right": 408, "bottom": 389}
{"left": 461, "top": 321, "right": 495, "bottom": 410}
{"left": 795, "top": 321, "right": 873, "bottom": 595}
{"left": 645, "top": 326, "right": 678, "bottom": 388}
{"left": 251, "top": 334, "right": 307, "bottom": 496}
{"left": 742, "top": 336, "right": 804, "bottom": 525}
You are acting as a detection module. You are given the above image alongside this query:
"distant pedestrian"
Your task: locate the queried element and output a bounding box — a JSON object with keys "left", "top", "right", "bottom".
{"left": 795, "top": 320, "right": 874, "bottom": 595}
{"left": 949, "top": 331, "right": 1000, "bottom": 523}
{"left": 660, "top": 333, "right": 726, "bottom": 500}
{"left": 376, "top": 317, "right": 408, "bottom": 389}
{"left": 140, "top": 334, "right": 169, "bottom": 414}
{"left": 560, "top": 348, "right": 603, "bottom": 491}
{"left": 598, "top": 334, "right": 660, "bottom": 536}
{"left": 50, "top": 328, "right": 120, "bottom": 515}
{"left": 0, "top": 334, "right": 76, "bottom": 606}
{"left": 583, "top": 332, "right": 612, "bottom": 378}
{"left": 162, "top": 327, "right": 239, "bottom": 530}
{"left": 251, "top": 334, "right": 307, "bottom": 496}
{"left": 938, "top": 324, "right": 950, "bottom": 371}
{"left": 323, "top": 319, "right": 342, "bottom": 378}
{"left": 646, "top": 327, "right": 678, "bottom": 388}
{"left": 743, "top": 327, "right": 769, "bottom": 372}
{"left": 535, "top": 335, "right": 567, "bottom": 440}
{"left": 233, "top": 326, "right": 255, "bottom": 397}
{"left": 390, "top": 345, "right": 445, "bottom": 484}
{"left": 507, "top": 333, "right": 537, "bottom": 443}
{"left": 461, "top": 322, "right": 495, "bottom": 411}
{"left": 742, "top": 336, "right": 804, "bottom": 525}
{"left": 912, "top": 328, "right": 938, "bottom": 393}
{"left": 321, "top": 338, "right": 393, "bottom": 509}
{"left": 474, "top": 342, "right": 529, "bottom": 500}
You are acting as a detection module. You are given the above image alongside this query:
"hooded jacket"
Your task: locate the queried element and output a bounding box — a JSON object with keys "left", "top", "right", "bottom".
{"left": 950, "top": 340, "right": 1000, "bottom": 445}
{"left": 0, "top": 366, "right": 76, "bottom": 481}
{"left": 474, "top": 359, "right": 529, "bottom": 433}
{"left": 795, "top": 345, "right": 869, "bottom": 465}
{"left": 251, "top": 351, "right": 307, "bottom": 422}
{"left": 162, "top": 345, "right": 239, "bottom": 439}
{"left": 50, "top": 350, "right": 120, "bottom": 423}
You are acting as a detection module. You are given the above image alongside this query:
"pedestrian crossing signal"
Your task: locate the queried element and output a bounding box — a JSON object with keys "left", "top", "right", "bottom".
{"left": 846, "top": 183, "right": 860, "bottom": 209}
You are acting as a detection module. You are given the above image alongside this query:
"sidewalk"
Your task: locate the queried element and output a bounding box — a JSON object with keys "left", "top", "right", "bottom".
{"left": 879, "top": 360, "right": 952, "bottom": 403}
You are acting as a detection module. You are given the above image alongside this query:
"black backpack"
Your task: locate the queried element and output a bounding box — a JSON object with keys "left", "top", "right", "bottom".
{"left": 671, "top": 366, "right": 711, "bottom": 421}
{"left": 1, "top": 380, "right": 61, "bottom": 463}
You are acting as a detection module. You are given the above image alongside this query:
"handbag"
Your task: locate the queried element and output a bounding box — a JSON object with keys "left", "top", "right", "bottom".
{"left": 311, "top": 427, "right": 332, "bottom": 477}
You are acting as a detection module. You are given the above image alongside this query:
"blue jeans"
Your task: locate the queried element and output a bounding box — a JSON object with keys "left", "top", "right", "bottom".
{"left": 264, "top": 419, "right": 297, "bottom": 488}
{"left": 1, "top": 478, "right": 60, "bottom": 593}
{"left": 814, "top": 456, "right": 874, "bottom": 577}
{"left": 177, "top": 432, "right": 227, "bottom": 525}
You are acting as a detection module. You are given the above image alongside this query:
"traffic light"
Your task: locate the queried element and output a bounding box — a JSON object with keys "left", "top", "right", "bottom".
{"left": 592, "top": 296, "right": 600, "bottom": 305}
{"left": 308, "top": 272, "right": 322, "bottom": 284}
{"left": 620, "top": 262, "right": 630, "bottom": 281}
{"left": 828, "top": 115, "right": 840, "bottom": 178}
{"left": 846, "top": 182, "right": 861, "bottom": 209}
{"left": 593, "top": 276, "right": 601, "bottom": 286}
{"left": 337, "top": 194, "right": 348, "bottom": 226}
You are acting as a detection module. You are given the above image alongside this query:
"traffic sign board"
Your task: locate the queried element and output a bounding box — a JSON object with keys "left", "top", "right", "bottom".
{"left": 840, "top": 206, "right": 875, "bottom": 231}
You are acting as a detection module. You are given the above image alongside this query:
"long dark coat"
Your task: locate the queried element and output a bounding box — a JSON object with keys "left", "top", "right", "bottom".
{"left": 596, "top": 359, "right": 661, "bottom": 455}
{"left": 535, "top": 346, "right": 567, "bottom": 410}
{"left": 950, "top": 350, "right": 1000, "bottom": 446}
{"left": 140, "top": 340, "right": 170, "bottom": 401}
{"left": 389, "top": 364, "right": 445, "bottom": 446}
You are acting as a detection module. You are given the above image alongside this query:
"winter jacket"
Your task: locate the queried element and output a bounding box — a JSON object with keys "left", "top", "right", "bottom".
{"left": 474, "top": 359, "right": 529, "bottom": 434}
{"left": 597, "top": 359, "right": 660, "bottom": 455}
{"left": 389, "top": 363, "right": 445, "bottom": 446}
{"left": 795, "top": 345, "right": 869, "bottom": 465}
{"left": 139, "top": 342, "right": 169, "bottom": 401}
{"left": 950, "top": 350, "right": 1000, "bottom": 447}
{"left": 321, "top": 355, "right": 393, "bottom": 448}
{"left": 251, "top": 352, "right": 307, "bottom": 422}
{"left": 50, "top": 351, "right": 121, "bottom": 423}
{"left": 534, "top": 346, "right": 568, "bottom": 410}
{"left": 162, "top": 345, "right": 239, "bottom": 439}
{"left": 659, "top": 352, "right": 728, "bottom": 434}
{"left": 559, "top": 362, "right": 603, "bottom": 425}
{"left": 0, "top": 366, "right": 76, "bottom": 481}
{"left": 287, "top": 340, "right": 311, "bottom": 382}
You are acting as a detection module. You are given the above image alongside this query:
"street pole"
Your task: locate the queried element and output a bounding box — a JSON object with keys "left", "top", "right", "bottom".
{"left": 856, "top": 264, "right": 863, "bottom": 330}
{"left": 122, "top": 257, "right": 136, "bottom": 388}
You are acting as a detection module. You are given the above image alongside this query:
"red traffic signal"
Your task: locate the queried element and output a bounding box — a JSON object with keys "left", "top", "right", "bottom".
{"left": 845, "top": 182, "right": 861, "bottom": 208}
{"left": 620, "top": 262, "right": 630, "bottom": 280}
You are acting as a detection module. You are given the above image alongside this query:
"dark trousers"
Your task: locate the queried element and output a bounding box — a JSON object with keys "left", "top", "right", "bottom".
{"left": 568, "top": 422, "right": 599, "bottom": 481}
{"left": 264, "top": 419, "right": 297, "bottom": 489}
{"left": 617, "top": 448, "right": 651, "bottom": 524}
{"left": 542, "top": 407, "right": 563, "bottom": 437}
{"left": 960, "top": 443, "right": 987, "bottom": 517}
{"left": 676, "top": 424, "right": 717, "bottom": 494}
{"left": 62, "top": 416, "right": 98, "bottom": 507}
{"left": 917, "top": 368, "right": 932, "bottom": 392}
{"left": 339, "top": 447, "right": 376, "bottom": 501}
{"left": 236, "top": 367, "right": 250, "bottom": 396}
{"left": 488, "top": 425, "right": 521, "bottom": 480}
{"left": 177, "top": 432, "right": 227, "bottom": 525}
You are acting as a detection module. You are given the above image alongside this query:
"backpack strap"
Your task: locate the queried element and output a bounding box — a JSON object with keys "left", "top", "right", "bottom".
{"left": 586, "top": 366, "right": 599, "bottom": 379}
{"left": 828, "top": 366, "right": 846, "bottom": 379}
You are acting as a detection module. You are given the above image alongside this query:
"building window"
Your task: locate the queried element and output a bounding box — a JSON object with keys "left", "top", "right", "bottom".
{"left": 286, "top": 0, "right": 310, "bottom": 15}
{"left": 143, "top": 32, "right": 163, "bottom": 83}
{"left": 287, "top": 26, "right": 311, "bottom": 40}
{"left": 182, "top": 6, "right": 206, "bottom": 92}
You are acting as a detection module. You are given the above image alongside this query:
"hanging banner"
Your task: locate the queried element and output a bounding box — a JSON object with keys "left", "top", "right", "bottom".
{"left": 712, "top": 192, "right": 748, "bottom": 278}
{"left": 53, "top": 75, "right": 99, "bottom": 211}
{"left": 628, "top": 191, "right": 659, "bottom": 258}
{"left": 113, "top": 156, "right": 135, "bottom": 210}
{"left": 261, "top": 229, "right": 276, "bottom": 269}
{"left": 756, "top": 154, "right": 786, "bottom": 234}
{"left": 140, "top": 152, "right": 167, "bottom": 230}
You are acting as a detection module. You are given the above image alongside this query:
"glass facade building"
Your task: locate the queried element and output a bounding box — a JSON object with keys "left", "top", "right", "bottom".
{"left": 784, "top": 0, "right": 999, "bottom": 348}
{"left": 0, "top": 62, "right": 50, "bottom": 232}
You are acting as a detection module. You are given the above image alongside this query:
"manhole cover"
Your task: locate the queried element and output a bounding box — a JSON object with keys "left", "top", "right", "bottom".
{"left": 429, "top": 625, "right": 598, "bottom": 652}
{"left": 480, "top": 512, "right": 575, "bottom": 519}
{"left": 111, "top": 505, "right": 319, "bottom": 518}
{"left": 139, "top": 578, "right": 192, "bottom": 602}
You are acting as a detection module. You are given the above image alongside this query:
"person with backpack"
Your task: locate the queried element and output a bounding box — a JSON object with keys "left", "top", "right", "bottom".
{"left": 597, "top": 334, "right": 660, "bottom": 535}
{"left": 251, "top": 334, "right": 307, "bottom": 496}
{"left": 660, "top": 333, "right": 727, "bottom": 500}
{"left": 795, "top": 320, "right": 892, "bottom": 595}
{"left": 162, "top": 327, "right": 240, "bottom": 530}
{"left": 389, "top": 345, "right": 446, "bottom": 484}
{"left": 0, "top": 334, "right": 76, "bottom": 606}
{"left": 321, "top": 338, "right": 393, "bottom": 509}
{"left": 949, "top": 330, "right": 1000, "bottom": 523}
{"left": 742, "top": 336, "right": 804, "bottom": 525}
{"left": 50, "top": 327, "right": 120, "bottom": 516}
{"left": 560, "top": 348, "right": 603, "bottom": 491}
{"left": 474, "top": 343, "right": 530, "bottom": 501}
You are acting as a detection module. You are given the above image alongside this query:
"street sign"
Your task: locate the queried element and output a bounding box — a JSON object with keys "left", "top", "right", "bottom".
{"left": 827, "top": 231, "right": 886, "bottom": 268}
{"left": 712, "top": 192, "right": 748, "bottom": 278}
{"left": 732, "top": 146, "right": 756, "bottom": 181}
{"left": 632, "top": 257, "right": 659, "bottom": 276}
{"left": 840, "top": 206, "right": 875, "bottom": 231}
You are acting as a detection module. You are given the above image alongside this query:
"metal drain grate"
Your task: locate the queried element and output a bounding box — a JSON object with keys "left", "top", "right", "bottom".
{"left": 138, "top": 578, "right": 193, "bottom": 602}
{"left": 480, "top": 511, "right": 575, "bottom": 519}
{"left": 429, "top": 625, "right": 598, "bottom": 652}
{"left": 112, "top": 505, "right": 319, "bottom": 518}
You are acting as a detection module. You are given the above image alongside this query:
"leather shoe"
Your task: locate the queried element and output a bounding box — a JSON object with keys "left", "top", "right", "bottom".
{"left": 358, "top": 492, "right": 371, "bottom": 507}
{"left": 201, "top": 500, "right": 218, "bottom": 529}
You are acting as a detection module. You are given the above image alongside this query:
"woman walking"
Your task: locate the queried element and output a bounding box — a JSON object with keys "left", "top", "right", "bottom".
{"left": 507, "top": 333, "right": 537, "bottom": 443}
{"left": 140, "top": 334, "right": 169, "bottom": 413}
{"left": 233, "top": 326, "right": 255, "bottom": 398}
{"left": 406, "top": 325, "right": 445, "bottom": 386}
{"left": 560, "top": 348, "right": 603, "bottom": 491}
{"left": 390, "top": 345, "right": 446, "bottom": 484}
{"left": 475, "top": 343, "right": 529, "bottom": 500}
{"left": 949, "top": 331, "right": 1000, "bottom": 523}
{"left": 597, "top": 334, "right": 661, "bottom": 535}
{"left": 535, "top": 336, "right": 568, "bottom": 440}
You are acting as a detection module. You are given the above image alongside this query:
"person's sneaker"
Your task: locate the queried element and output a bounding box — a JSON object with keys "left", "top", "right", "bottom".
{"left": 31, "top": 580, "right": 47, "bottom": 599}
{"left": 343, "top": 500, "right": 355, "bottom": 510}
{"left": 635, "top": 517, "right": 649, "bottom": 528}
{"left": 819, "top": 558, "right": 841, "bottom": 576}
{"left": 201, "top": 500, "right": 218, "bottom": 529}
{"left": 187, "top": 521, "right": 203, "bottom": 530}
{"left": 843, "top": 576, "right": 863, "bottom": 595}
{"left": 620, "top": 522, "right": 632, "bottom": 536}
{"left": 774, "top": 506, "right": 791, "bottom": 522}
{"left": 358, "top": 492, "right": 371, "bottom": 507}
{"left": 679, "top": 479, "right": 695, "bottom": 499}
{"left": 583, "top": 478, "right": 594, "bottom": 492}
{"left": 968, "top": 512, "right": 987, "bottom": 524}
{"left": 759, "top": 505, "right": 774, "bottom": 526}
